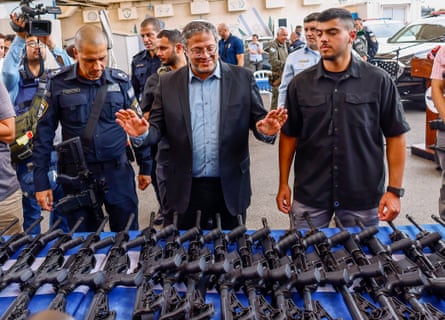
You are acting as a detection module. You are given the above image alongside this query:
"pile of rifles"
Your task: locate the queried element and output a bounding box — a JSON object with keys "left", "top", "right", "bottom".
{"left": 0, "top": 210, "right": 445, "bottom": 320}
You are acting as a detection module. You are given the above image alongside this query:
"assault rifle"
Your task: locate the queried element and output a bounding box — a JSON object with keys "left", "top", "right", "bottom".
{"left": 157, "top": 211, "right": 214, "bottom": 320}
{"left": 254, "top": 217, "right": 302, "bottom": 319}
{"left": 48, "top": 217, "right": 114, "bottom": 313}
{"left": 55, "top": 136, "right": 104, "bottom": 226}
{"left": 85, "top": 213, "right": 143, "bottom": 320}
{"left": 388, "top": 220, "right": 443, "bottom": 278}
{"left": 334, "top": 217, "right": 413, "bottom": 319}
{"left": 0, "top": 218, "right": 63, "bottom": 290}
{"left": 0, "top": 218, "right": 84, "bottom": 320}
{"left": 0, "top": 217, "right": 43, "bottom": 266}
{"left": 128, "top": 212, "right": 176, "bottom": 320}
{"left": 203, "top": 214, "right": 252, "bottom": 320}
{"left": 303, "top": 214, "right": 383, "bottom": 320}
{"left": 387, "top": 219, "right": 445, "bottom": 302}
{"left": 356, "top": 218, "right": 442, "bottom": 319}
{"left": 406, "top": 215, "right": 445, "bottom": 277}
{"left": 145, "top": 212, "right": 201, "bottom": 319}
{"left": 229, "top": 215, "right": 283, "bottom": 320}
{"left": 275, "top": 213, "right": 336, "bottom": 320}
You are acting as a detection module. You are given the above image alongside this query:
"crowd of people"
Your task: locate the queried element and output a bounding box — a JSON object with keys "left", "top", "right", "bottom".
{"left": 1, "top": 7, "right": 443, "bottom": 238}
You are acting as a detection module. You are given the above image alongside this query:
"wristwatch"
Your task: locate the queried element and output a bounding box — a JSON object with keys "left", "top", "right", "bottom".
{"left": 386, "top": 186, "right": 405, "bottom": 197}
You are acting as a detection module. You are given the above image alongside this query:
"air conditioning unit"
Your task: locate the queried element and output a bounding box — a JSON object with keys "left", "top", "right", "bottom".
{"left": 82, "top": 10, "right": 100, "bottom": 23}
{"left": 117, "top": 7, "right": 138, "bottom": 20}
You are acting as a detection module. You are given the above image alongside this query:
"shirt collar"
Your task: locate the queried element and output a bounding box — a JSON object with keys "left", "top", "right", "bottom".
{"left": 314, "top": 52, "right": 361, "bottom": 80}
{"left": 65, "top": 63, "right": 111, "bottom": 85}
{"left": 188, "top": 60, "right": 221, "bottom": 83}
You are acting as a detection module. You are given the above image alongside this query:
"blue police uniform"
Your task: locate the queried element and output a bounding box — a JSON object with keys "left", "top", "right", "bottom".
{"left": 33, "top": 64, "right": 152, "bottom": 232}
{"left": 131, "top": 49, "right": 161, "bottom": 101}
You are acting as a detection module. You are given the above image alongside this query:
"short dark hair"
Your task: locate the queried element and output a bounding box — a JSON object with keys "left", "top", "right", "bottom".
{"left": 304, "top": 12, "right": 320, "bottom": 23}
{"left": 158, "top": 29, "right": 183, "bottom": 46}
{"left": 318, "top": 8, "right": 354, "bottom": 30}
{"left": 182, "top": 20, "right": 217, "bottom": 45}
{"left": 252, "top": 34, "right": 258, "bottom": 38}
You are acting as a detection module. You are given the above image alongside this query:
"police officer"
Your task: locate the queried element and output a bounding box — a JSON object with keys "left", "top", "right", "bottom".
{"left": 131, "top": 17, "right": 162, "bottom": 102}
{"left": 131, "top": 17, "right": 162, "bottom": 220}
{"left": 2, "top": 13, "right": 71, "bottom": 233}
{"left": 33, "top": 25, "right": 152, "bottom": 232}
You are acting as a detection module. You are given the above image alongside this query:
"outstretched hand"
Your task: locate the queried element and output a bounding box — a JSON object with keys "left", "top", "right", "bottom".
{"left": 115, "top": 109, "right": 149, "bottom": 137}
{"left": 256, "top": 107, "right": 288, "bottom": 136}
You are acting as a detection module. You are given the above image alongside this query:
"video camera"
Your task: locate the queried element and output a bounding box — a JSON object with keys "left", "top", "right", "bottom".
{"left": 10, "top": 0, "right": 61, "bottom": 36}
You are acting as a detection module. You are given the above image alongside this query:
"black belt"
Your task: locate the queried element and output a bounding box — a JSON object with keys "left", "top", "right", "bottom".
{"left": 87, "top": 153, "right": 128, "bottom": 172}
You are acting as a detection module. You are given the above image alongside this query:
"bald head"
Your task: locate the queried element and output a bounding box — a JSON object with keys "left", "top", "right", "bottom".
{"left": 74, "top": 25, "right": 108, "bottom": 52}
{"left": 217, "top": 23, "right": 230, "bottom": 40}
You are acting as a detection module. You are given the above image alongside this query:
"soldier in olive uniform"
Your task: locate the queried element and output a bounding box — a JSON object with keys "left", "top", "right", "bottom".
{"left": 267, "top": 27, "right": 288, "bottom": 109}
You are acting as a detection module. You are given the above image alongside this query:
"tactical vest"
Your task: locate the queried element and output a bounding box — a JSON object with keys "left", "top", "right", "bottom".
{"left": 10, "top": 71, "right": 47, "bottom": 163}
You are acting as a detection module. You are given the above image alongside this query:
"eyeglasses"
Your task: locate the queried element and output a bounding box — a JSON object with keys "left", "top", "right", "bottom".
{"left": 188, "top": 45, "right": 217, "bottom": 57}
{"left": 26, "top": 41, "right": 45, "bottom": 48}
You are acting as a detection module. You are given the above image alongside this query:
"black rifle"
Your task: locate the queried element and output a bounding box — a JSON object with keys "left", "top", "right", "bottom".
{"left": 0, "top": 218, "right": 64, "bottom": 290}
{"left": 85, "top": 213, "right": 143, "bottom": 320}
{"left": 334, "top": 216, "right": 413, "bottom": 319}
{"left": 0, "top": 218, "right": 84, "bottom": 320}
{"left": 303, "top": 214, "right": 383, "bottom": 320}
{"left": 356, "top": 218, "right": 443, "bottom": 319}
{"left": 48, "top": 217, "right": 114, "bottom": 313}
{"left": 55, "top": 136, "right": 104, "bottom": 226}
{"left": 156, "top": 211, "right": 214, "bottom": 320}
{"left": 387, "top": 219, "right": 445, "bottom": 302}
{"left": 0, "top": 217, "right": 43, "bottom": 266}
{"left": 203, "top": 214, "right": 252, "bottom": 320}
{"left": 254, "top": 217, "right": 302, "bottom": 319}
{"left": 406, "top": 214, "right": 445, "bottom": 277}
{"left": 229, "top": 215, "right": 283, "bottom": 320}
{"left": 388, "top": 220, "right": 443, "bottom": 278}
{"left": 128, "top": 212, "right": 176, "bottom": 320}
{"left": 147, "top": 212, "right": 202, "bottom": 320}
{"left": 275, "top": 213, "right": 336, "bottom": 320}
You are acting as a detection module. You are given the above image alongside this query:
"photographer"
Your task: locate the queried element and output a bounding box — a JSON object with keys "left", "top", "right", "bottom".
{"left": 2, "top": 12, "right": 71, "bottom": 233}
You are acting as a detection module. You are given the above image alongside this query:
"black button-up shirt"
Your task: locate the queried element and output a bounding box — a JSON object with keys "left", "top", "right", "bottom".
{"left": 283, "top": 55, "right": 410, "bottom": 210}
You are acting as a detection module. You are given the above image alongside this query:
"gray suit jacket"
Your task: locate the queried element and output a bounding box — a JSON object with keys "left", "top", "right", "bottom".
{"left": 146, "top": 60, "right": 273, "bottom": 215}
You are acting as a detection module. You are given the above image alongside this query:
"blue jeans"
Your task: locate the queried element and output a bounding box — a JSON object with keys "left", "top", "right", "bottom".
{"left": 16, "top": 151, "right": 69, "bottom": 233}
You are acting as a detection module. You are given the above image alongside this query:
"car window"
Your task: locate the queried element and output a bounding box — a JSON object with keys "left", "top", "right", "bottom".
{"left": 368, "top": 23, "right": 405, "bottom": 38}
{"left": 389, "top": 18, "right": 445, "bottom": 43}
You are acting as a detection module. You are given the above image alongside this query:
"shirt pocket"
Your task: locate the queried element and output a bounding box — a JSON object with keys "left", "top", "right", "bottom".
{"left": 103, "top": 91, "right": 124, "bottom": 119}
{"left": 344, "top": 93, "right": 378, "bottom": 127}
{"left": 58, "top": 93, "right": 89, "bottom": 125}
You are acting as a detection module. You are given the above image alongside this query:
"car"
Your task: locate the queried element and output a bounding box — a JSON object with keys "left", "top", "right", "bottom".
{"left": 363, "top": 19, "right": 406, "bottom": 52}
{"left": 370, "top": 12, "right": 445, "bottom": 102}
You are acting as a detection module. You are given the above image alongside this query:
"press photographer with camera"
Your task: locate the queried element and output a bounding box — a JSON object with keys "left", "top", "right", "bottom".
{"left": 2, "top": 10, "right": 71, "bottom": 234}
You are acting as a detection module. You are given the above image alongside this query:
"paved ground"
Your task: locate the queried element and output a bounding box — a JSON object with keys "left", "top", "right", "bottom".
{"left": 134, "top": 101, "right": 442, "bottom": 231}
{"left": 39, "top": 102, "right": 442, "bottom": 232}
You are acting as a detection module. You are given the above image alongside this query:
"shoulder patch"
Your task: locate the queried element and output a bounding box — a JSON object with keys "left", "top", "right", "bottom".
{"left": 48, "top": 67, "right": 69, "bottom": 79}
{"left": 36, "top": 99, "right": 49, "bottom": 120}
{"left": 111, "top": 69, "right": 129, "bottom": 81}
{"left": 269, "top": 47, "right": 276, "bottom": 53}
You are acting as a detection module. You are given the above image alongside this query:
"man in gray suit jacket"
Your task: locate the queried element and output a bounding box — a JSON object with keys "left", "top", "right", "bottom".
{"left": 116, "top": 21, "right": 287, "bottom": 230}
